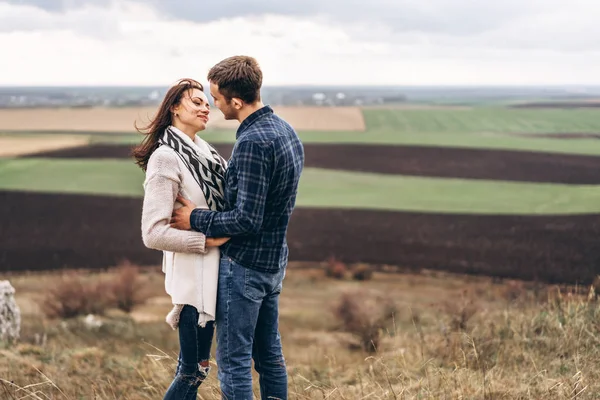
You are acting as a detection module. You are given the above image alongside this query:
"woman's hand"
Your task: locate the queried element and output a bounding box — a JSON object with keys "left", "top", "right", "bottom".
{"left": 206, "top": 237, "right": 231, "bottom": 247}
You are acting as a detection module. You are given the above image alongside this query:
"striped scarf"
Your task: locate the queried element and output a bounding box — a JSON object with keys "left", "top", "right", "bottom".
{"left": 158, "top": 126, "right": 227, "bottom": 211}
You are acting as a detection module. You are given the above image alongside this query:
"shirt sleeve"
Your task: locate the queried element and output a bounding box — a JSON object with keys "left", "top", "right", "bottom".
{"left": 190, "top": 140, "right": 272, "bottom": 237}
{"left": 141, "top": 149, "right": 207, "bottom": 253}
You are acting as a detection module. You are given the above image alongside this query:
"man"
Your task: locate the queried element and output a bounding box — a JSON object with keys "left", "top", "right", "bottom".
{"left": 171, "top": 55, "right": 304, "bottom": 399}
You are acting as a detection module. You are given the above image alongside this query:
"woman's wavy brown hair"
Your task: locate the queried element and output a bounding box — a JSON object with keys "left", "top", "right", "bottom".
{"left": 132, "top": 78, "right": 204, "bottom": 171}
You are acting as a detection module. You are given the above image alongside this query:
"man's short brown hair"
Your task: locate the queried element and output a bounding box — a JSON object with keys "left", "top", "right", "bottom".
{"left": 207, "top": 56, "right": 263, "bottom": 104}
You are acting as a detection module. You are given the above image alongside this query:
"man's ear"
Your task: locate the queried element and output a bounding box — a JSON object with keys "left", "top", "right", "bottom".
{"left": 232, "top": 98, "right": 243, "bottom": 110}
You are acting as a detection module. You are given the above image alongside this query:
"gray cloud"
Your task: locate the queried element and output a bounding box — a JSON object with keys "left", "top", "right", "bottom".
{"left": 3, "top": 0, "right": 542, "bottom": 35}
{"left": 3, "top": 0, "right": 63, "bottom": 11}
{"left": 126, "top": 0, "right": 600, "bottom": 54}
{"left": 3, "top": 0, "right": 597, "bottom": 52}
{"left": 3, "top": 0, "right": 110, "bottom": 12}
{"left": 0, "top": 0, "right": 121, "bottom": 38}
{"left": 147, "top": 0, "right": 530, "bottom": 36}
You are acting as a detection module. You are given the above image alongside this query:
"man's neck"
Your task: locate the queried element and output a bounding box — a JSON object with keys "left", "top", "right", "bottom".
{"left": 237, "top": 101, "right": 265, "bottom": 124}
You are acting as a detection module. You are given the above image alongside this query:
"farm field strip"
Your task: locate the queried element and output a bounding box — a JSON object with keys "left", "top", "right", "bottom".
{"left": 22, "top": 142, "right": 600, "bottom": 185}
{"left": 2, "top": 158, "right": 600, "bottom": 214}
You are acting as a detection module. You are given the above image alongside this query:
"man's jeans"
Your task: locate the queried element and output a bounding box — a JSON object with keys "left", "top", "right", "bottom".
{"left": 216, "top": 256, "right": 288, "bottom": 400}
{"left": 164, "top": 305, "right": 214, "bottom": 400}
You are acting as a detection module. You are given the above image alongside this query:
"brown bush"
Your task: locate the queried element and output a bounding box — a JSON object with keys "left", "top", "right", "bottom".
{"left": 352, "top": 264, "right": 373, "bottom": 281}
{"left": 332, "top": 290, "right": 396, "bottom": 353}
{"left": 443, "top": 292, "right": 479, "bottom": 332}
{"left": 40, "top": 262, "right": 150, "bottom": 319}
{"left": 109, "top": 261, "right": 150, "bottom": 313}
{"left": 499, "top": 280, "right": 527, "bottom": 303}
{"left": 325, "top": 257, "right": 347, "bottom": 280}
{"left": 41, "top": 272, "right": 112, "bottom": 319}
{"left": 591, "top": 275, "right": 600, "bottom": 299}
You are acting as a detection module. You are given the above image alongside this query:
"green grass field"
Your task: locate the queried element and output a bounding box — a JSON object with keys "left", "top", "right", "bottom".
{"left": 363, "top": 108, "right": 600, "bottom": 134}
{"left": 2, "top": 158, "right": 600, "bottom": 214}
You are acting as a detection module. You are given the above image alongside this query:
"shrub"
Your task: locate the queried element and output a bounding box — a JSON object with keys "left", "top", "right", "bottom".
{"left": 41, "top": 272, "right": 112, "bottom": 319}
{"left": 40, "top": 262, "right": 150, "bottom": 319}
{"left": 591, "top": 275, "right": 600, "bottom": 300}
{"left": 352, "top": 264, "right": 373, "bottom": 281}
{"left": 109, "top": 261, "right": 150, "bottom": 313}
{"left": 325, "top": 257, "right": 347, "bottom": 280}
{"left": 443, "top": 294, "right": 479, "bottom": 332}
{"left": 333, "top": 290, "right": 396, "bottom": 353}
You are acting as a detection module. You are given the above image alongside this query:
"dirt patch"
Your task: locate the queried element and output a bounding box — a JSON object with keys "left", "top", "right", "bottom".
{"left": 0, "top": 106, "right": 365, "bottom": 132}
{"left": 25, "top": 143, "right": 600, "bottom": 184}
{"left": 0, "top": 136, "right": 89, "bottom": 157}
{"left": 1, "top": 191, "right": 599, "bottom": 284}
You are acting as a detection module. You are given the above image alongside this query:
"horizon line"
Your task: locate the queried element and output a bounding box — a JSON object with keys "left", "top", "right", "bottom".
{"left": 1, "top": 83, "right": 600, "bottom": 88}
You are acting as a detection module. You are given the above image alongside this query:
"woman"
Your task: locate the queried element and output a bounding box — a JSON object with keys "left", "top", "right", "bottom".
{"left": 133, "top": 78, "right": 228, "bottom": 399}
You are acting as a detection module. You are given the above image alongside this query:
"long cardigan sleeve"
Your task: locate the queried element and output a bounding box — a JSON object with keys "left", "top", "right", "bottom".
{"left": 141, "top": 147, "right": 207, "bottom": 254}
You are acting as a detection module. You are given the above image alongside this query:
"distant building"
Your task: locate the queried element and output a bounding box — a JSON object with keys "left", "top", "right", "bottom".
{"left": 312, "top": 92, "right": 326, "bottom": 106}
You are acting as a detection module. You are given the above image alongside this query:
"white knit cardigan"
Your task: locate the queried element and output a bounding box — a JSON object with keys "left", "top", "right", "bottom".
{"left": 141, "top": 127, "right": 224, "bottom": 328}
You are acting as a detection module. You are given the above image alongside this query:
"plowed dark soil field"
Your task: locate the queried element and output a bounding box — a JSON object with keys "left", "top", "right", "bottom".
{"left": 25, "top": 143, "right": 600, "bottom": 184}
{"left": 2, "top": 191, "right": 599, "bottom": 283}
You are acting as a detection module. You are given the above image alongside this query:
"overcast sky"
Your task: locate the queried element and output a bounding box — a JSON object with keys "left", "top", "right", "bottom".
{"left": 0, "top": 0, "right": 598, "bottom": 85}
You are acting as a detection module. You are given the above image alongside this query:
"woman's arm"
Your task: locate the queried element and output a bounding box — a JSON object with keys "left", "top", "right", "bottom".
{"left": 141, "top": 149, "right": 207, "bottom": 254}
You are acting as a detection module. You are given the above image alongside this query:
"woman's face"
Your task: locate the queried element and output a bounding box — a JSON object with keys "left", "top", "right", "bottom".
{"left": 173, "top": 88, "right": 210, "bottom": 131}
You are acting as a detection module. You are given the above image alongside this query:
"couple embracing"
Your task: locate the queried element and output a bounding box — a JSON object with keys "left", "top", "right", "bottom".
{"left": 134, "top": 55, "right": 304, "bottom": 400}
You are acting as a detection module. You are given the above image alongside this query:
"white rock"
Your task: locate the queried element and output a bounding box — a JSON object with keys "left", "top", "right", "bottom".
{"left": 83, "top": 314, "right": 103, "bottom": 330}
{"left": 0, "top": 281, "right": 21, "bottom": 343}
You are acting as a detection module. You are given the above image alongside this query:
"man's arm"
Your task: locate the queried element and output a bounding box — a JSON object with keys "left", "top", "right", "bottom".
{"left": 190, "top": 140, "right": 273, "bottom": 237}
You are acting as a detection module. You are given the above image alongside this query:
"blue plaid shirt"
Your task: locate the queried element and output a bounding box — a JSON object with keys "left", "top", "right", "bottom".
{"left": 190, "top": 105, "right": 304, "bottom": 272}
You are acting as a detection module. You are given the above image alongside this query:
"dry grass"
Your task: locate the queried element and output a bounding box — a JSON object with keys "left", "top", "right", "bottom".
{"left": 2, "top": 265, "right": 600, "bottom": 399}
{"left": 0, "top": 106, "right": 366, "bottom": 133}
{"left": 0, "top": 136, "right": 89, "bottom": 157}
{"left": 271, "top": 107, "right": 365, "bottom": 131}
{"left": 0, "top": 107, "right": 157, "bottom": 133}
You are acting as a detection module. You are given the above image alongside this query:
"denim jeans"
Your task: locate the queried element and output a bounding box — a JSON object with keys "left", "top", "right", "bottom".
{"left": 164, "top": 305, "right": 215, "bottom": 400}
{"left": 216, "top": 256, "right": 288, "bottom": 400}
